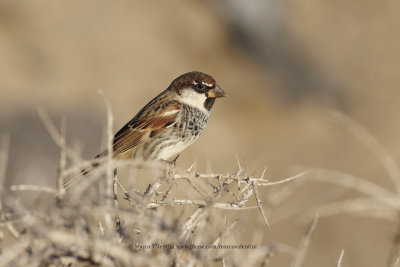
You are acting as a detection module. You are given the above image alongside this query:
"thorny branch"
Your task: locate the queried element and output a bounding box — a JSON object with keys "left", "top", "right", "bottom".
{"left": 1, "top": 106, "right": 313, "bottom": 266}
{"left": 1, "top": 109, "right": 399, "bottom": 266}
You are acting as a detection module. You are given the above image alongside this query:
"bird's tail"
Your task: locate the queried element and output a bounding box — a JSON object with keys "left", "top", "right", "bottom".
{"left": 64, "top": 150, "right": 107, "bottom": 189}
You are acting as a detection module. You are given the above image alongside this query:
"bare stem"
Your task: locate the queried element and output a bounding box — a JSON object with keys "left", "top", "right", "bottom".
{"left": 252, "top": 181, "right": 270, "bottom": 229}
{"left": 290, "top": 214, "right": 319, "bottom": 267}
{"left": 57, "top": 118, "right": 67, "bottom": 200}
{"left": 336, "top": 249, "right": 344, "bottom": 267}
{"left": 97, "top": 89, "right": 114, "bottom": 209}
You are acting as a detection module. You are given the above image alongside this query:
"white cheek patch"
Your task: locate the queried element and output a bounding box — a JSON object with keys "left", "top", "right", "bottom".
{"left": 180, "top": 88, "right": 208, "bottom": 113}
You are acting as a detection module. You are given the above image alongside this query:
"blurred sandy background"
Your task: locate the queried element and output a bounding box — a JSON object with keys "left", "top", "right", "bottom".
{"left": 1, "top": 0, "right": 400, "bottom": 266}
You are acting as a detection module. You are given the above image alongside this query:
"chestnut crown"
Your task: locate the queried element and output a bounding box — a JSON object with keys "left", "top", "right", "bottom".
{"left": 171, "top": 71, "right": 217, "bottom": 94}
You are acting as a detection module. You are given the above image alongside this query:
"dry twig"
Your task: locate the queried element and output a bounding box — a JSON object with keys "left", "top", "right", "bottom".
{"left": 252, "top": 181, "right": 270, "bottom": 229}
{"left": 336, "top": 249, "right": 344, "bottom": 267}
{"left": 290, "top": 214, "right": 319, "bottom": 267}
{"left": 97, "top": 89, "right": 114, "bottom": 209}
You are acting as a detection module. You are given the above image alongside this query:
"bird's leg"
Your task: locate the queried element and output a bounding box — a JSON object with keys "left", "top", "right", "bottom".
{"left": 161, "top": 154, "right": 180, "bottom": 176}
{"left": 161, "top": 154, "right": 180, "bottom": 167}
{"left": 171, "top": 154, "right": 180, "bottom": 167}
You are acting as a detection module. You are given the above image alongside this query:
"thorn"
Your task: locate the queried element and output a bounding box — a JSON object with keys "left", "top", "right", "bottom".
{"left": 235, "top": 154, "right": 245, "bottom": 175}
{"left": 187, "top": 162, "right": 196, "bottom": 173}
{"left": 205, "top": 154, "right": 213, "bottom": 173}
{"left": 235, "top": 154, "right": 242, "bottom": 171}
{"left": 261, "top": 166, "right": 267, "bottom": 180}
{"left": 252, "top": 181, "right": 270, "bottom": 229}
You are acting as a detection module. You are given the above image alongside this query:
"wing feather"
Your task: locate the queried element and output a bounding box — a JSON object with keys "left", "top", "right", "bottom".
{"left": 112, "top": 99, "right": 181, "bottom": 158}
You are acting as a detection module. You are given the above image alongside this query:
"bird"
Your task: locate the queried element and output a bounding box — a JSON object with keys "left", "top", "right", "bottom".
{"left": 74, "top": 71, "right": 225, "bottom": 179}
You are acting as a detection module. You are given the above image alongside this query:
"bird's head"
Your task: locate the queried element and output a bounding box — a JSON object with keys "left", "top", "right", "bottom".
{"left": 171, "top": 71, "right": 225, "bottom": 112}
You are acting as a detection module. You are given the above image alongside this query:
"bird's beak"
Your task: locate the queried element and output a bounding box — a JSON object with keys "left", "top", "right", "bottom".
{"left": 207, "top": 85, "right": 226, "bottom": 98}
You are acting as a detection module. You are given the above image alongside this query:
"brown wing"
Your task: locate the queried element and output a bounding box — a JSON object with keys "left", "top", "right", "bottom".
{"left": 111, "top": 99, "right": 181, "bottom": 159}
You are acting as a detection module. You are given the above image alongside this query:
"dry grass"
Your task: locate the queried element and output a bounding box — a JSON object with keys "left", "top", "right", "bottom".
{"left": 0, "top": 95, "right": 311, "bottom": 266}
{"left": 1, "top": 96, "right": 400, "bottom": 266}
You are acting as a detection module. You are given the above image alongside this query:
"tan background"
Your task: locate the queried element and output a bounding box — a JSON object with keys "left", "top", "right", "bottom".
{"left": 1, "top": 1, "right": 400, "bottom": 266}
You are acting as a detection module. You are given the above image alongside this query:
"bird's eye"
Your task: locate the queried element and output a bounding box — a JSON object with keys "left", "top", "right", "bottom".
{"left": 196, "top": 83, "right": 205, "bottom": 90}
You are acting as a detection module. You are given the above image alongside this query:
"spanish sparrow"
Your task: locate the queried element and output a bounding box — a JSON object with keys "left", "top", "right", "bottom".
{"left": 89, "top": 71, "right": 225, "bottom": 169}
